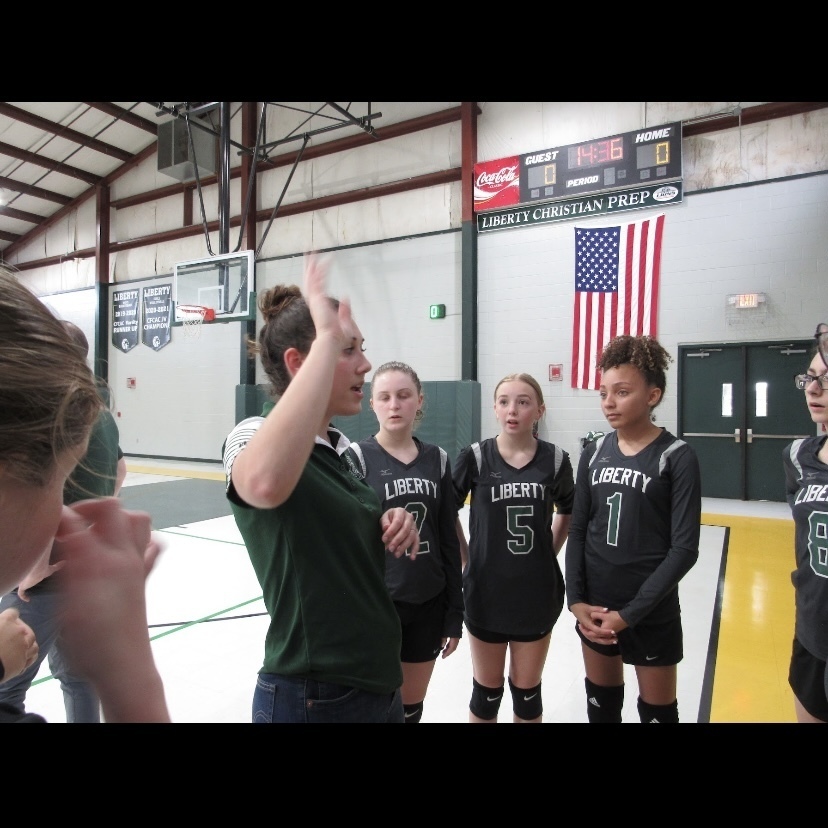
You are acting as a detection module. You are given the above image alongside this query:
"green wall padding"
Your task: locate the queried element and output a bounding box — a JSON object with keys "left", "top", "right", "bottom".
{"left": 237, "top": 380, "right": 481, "bottom": 469}
{"left": 334, "top": 380, "right": 481, "bottom": 468}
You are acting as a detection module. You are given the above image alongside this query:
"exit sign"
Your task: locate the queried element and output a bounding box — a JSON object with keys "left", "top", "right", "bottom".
{"left": 429, "top": 304, "right": 446, "bottom": 319}
{"left": 729, "top": 292, "right": 764, "bottom": 309}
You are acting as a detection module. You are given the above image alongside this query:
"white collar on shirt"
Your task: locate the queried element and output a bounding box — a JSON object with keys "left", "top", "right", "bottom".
{"left": 315, "top": 426, "right": 351, "bottom": 456}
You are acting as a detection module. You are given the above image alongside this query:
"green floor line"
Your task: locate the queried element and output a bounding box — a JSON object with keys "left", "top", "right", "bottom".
{"left": 149, "top": 596, "right": 264, "bottom": 640}
{"left": 30, "top": 596, "right": 265, "bottom": 687}
{"left": 157, "top": 528, "right": 246, "bottom": 545}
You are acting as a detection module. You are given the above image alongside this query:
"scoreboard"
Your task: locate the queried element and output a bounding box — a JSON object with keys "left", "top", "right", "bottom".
{"left": 520, "top": 122, "right": 681, "bottom": 203}
{"left": 473, "top": 121, "right": 683, "bottom": 211}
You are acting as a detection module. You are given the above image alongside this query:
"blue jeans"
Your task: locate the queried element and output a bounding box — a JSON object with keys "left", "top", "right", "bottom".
{"left": 0, "top": 582, "right": 101, "bottom": 723}
{"left": 253, "top": 673, "right": 403, "bottom": 723}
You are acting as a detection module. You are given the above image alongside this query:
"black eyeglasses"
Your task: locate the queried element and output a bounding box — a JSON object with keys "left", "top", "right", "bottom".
{"left": 794, "top": 372, "right": 828, "bottom": 391}
{"left": 816, "top": 322, "right": 828, "bottom": 366}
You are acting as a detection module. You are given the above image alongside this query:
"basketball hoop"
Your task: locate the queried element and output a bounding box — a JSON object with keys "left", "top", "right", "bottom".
{"left": 176, "top": 304, "right": 215, "bottom": 340}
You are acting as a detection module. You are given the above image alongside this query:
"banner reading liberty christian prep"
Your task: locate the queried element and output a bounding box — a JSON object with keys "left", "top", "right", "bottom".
{"left": 141, "top": 283, "right": 172, "bottom": 351}
{"left": 112, "top": 289, "right": 140, "bottom": 353}
{"left": 571, "top": 214, "right": 665, "bottom": 390}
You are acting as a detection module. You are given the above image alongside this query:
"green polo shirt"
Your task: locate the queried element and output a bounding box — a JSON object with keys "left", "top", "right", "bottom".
{"left": 226, "top": 411, "right": 402, "bottom": 695}
{"left": 64, "top": 394, "right": 120, "bottom": 503}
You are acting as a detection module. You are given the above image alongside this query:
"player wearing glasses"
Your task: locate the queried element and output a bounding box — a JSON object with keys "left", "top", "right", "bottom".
{"left": 783, "top": 322, "right": 828, "bottom": 723}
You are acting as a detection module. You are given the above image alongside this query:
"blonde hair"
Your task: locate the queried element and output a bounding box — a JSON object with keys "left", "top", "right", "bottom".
{"left": 493, "top": 373, "right": 545, "bottom": 407}
{"left": 0, "top": 266, "right": 102, "bottom": 486}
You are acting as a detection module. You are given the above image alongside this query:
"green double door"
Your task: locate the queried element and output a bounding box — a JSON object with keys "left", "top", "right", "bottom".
{"left": 679, "top": 340, "right": 814, "bottom": 501}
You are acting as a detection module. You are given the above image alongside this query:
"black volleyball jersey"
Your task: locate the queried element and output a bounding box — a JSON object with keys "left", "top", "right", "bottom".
{"left": 566, "top": 429, "right": 701, "bottom": 628}
{"left": 783, "top": 435, "right": 828, "bottom": 661}
{"left": 346, "top": 435, "right": 464, "bottom": 638}
{"left": 452, "top": 438, "right": 575, "bottom": 636}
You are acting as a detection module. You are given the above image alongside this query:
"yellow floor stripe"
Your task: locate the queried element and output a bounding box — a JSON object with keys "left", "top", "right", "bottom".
{"left": 126, "top": 464, "right": 225, "bottom": 482}
{"left": 701, "top": 513, "right": 797, "bottom": 722}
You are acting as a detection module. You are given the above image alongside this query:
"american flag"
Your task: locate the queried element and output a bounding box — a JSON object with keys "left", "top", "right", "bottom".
{"left": 571, "top": 214, "right": 665, "bottom": 390}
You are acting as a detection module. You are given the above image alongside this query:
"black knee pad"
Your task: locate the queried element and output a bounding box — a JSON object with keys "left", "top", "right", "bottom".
{"left": 585, "top": 677, "right": 624, "bottom": 723}
{"left": 638, "top": 697, "right": 678, "bottom": 723}
{"left": 469, "top": 678, "right": 505, "bottom": 720}
{"left": 403, "top": 702, "right": 423, "bottom": 724}
{"left": 509, "top": 678, "right": 543, "bottom": 721}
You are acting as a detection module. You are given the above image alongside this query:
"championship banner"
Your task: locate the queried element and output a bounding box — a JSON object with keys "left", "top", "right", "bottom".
{"left": 112, "top": 289, "right": 140, "bottom": 353}
{"left": 141, "top": 283, "right": 172, "bottom": 351}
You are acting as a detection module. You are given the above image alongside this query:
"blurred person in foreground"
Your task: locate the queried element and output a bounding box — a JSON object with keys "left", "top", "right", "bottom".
{"left": 0, "top": 321, "right": 127, "bottom": 722}
{"left": 0, "top": 265, "right": 169, "bottom": 723}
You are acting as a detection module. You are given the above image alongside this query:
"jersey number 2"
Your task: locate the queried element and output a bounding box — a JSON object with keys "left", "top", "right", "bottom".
{"left": 406, "top": 502, "right": 429, "bottom": 556}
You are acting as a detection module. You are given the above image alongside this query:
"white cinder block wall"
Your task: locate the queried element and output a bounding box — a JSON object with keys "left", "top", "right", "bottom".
{"left": 476, "top": 174, "right": 828, "bottom": 460}
{"left": 105, "top": 281, "right": 242, "bottom": 460}
{"left": 20, "top": 102, "right": 828, "bottom": 462}
{"left": 256, "top": 232, "right": 463, "bottom": 385}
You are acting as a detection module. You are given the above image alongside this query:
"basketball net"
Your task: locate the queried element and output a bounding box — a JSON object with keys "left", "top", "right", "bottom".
{"left": 177, "top": 305, "right": 207, "bottom": 340}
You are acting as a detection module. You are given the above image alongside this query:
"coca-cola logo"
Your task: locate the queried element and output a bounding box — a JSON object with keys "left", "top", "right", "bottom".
{"left": 474, "top": 156, "right": 520, "bottom": 211}
{"left": 476, "top": 166, "right": 518, "bottom": 189}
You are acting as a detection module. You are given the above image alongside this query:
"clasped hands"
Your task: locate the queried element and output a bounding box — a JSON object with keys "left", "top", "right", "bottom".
{"left": 570, "top": 602, "right": 628, "bottom": 645}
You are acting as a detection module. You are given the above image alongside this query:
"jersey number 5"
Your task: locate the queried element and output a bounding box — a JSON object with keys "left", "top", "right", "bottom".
{"left": 507, "top": 505, "right": 534, "bottom": 555}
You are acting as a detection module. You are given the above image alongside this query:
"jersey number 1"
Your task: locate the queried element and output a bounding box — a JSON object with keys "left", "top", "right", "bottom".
{"left": 606, "top": 492, "right": 622, "bottom": 546}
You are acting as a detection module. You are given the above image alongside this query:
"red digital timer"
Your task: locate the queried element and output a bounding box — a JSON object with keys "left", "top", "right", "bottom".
{"left": 568, "top": 137, "right": 624, "bottom": 169}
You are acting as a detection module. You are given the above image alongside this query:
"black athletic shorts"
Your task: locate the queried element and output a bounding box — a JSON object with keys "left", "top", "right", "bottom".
{"left": 788, "top": 637, "right": 828, "bottom": 721}
{"left": 575, "top": 616, "right": 683, "bottom": 667}
{"left": 465, "top": 619, "right": 550, "bottom": 644}
{"left": 395, "top": 591, "right": 447, "bottom": 663}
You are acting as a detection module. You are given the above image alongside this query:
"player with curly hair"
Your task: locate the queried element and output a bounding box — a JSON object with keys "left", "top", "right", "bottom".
{"left": 566, "top": 334, "right": 702, "bottom": 723}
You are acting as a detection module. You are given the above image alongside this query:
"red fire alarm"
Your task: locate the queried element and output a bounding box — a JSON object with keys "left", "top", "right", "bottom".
{"left": 548, "top": 364, "right": 562, "bottom": 382}
{"left": 127, "top": 377, "right": 136, "bottom": 389}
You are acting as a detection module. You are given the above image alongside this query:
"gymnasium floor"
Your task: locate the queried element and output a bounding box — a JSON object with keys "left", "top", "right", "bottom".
{"left": 23, "top": 457, "right": 798, "bottom": 724}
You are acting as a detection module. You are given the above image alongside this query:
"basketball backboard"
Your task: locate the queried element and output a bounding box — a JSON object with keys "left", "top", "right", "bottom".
{"left": 173, "top": 250, "right": 255, "bottom": 322}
